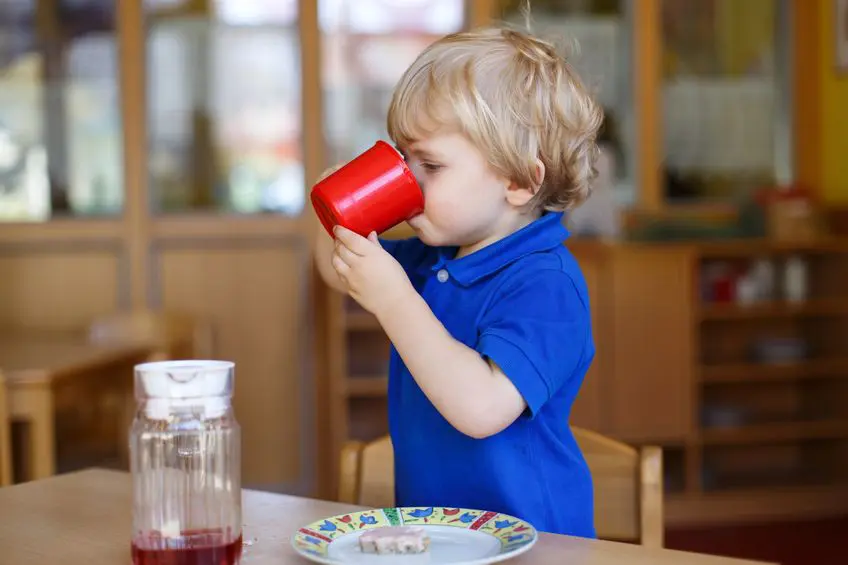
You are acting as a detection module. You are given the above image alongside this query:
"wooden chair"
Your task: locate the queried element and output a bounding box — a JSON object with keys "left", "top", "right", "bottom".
{"left": 87, "top": 309, "right": 215, "bottom": 361}
{"left": 339, "top": 435, "right": 394, "bottom": 508}
{"left": 573, "top": 426, "right": 664, "bottom": 548}
{"left": 0, "top": 371, "right": 13, "bottom": 486}
{"left": 84, "top": 310, "right": 215, "bottom": 465}
{"left": 338, "top": 427, "right": 664, "bottom": 547}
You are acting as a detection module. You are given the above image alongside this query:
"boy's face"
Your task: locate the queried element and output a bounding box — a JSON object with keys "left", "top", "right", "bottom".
{"left": 399, "top": 130, "right": 515, "bottom": 251}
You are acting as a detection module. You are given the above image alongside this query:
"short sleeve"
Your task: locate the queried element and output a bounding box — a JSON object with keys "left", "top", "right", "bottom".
{"left": 379, "top": 236, "right": 431, "bottom": 274}
{"left": 475, "top": 271, "right": 593, "bottom": 417}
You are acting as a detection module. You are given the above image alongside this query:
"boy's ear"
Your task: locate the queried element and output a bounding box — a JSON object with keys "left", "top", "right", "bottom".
{"left": 505, "top": 159, "right": 545, "bottom": 208}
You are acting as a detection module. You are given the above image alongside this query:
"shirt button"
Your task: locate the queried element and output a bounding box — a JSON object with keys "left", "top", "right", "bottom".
{"left": 436, "top": 269, "right": 450, "bottom": 283}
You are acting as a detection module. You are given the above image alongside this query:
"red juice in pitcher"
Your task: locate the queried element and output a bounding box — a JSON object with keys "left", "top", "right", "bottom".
{"left": 131, "top": 530, "right": 243, "bottom": 565}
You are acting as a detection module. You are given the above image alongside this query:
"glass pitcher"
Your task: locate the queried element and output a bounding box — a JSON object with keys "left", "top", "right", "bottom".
{"left": 130, "top": 360, "right": 242, "bottom": 565}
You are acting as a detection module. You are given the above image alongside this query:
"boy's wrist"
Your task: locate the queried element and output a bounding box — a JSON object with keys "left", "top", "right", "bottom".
{"left": 373, "top": 284, "right": 420, "bottom": 327}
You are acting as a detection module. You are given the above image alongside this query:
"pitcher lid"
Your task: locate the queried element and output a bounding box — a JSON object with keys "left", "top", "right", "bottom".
{"left": 135, "top": 360, "right": 234, "bottom": 400}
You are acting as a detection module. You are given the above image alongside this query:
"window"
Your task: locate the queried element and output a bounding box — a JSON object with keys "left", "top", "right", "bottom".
{"left": 660, "top": 0, "right": 791, "bottom": 204}
{"left": 319, "top": 0, "right": 466, "bottom": 165}
{"left": 146, "top": 0, "right": 304, "bottom": 215}
{"left": 0, "top": 0, "right": 123, "bottom": 221}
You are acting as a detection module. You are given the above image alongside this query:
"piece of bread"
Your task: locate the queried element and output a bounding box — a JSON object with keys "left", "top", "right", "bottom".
{"left": 358, "top": 526, "right": 430, "bottom": 554}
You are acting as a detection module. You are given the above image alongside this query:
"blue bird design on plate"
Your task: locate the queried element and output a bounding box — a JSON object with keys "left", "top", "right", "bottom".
{"left": 494, "top": 519, "right": 516, "bottom": 531}
{"left": 408, "top": 508, "right": 433, "bottom": 517}
{"left": 360, "top": 515, "right": 377, "bottom": 526}
{"left": 318, "top": 520, "right": 337, "bottom": 532}
{"left": 407, "top": 508, "right": 434, "bottom": 523}
{"left": 449, "top": 512, "right": 476, "bottom": 524}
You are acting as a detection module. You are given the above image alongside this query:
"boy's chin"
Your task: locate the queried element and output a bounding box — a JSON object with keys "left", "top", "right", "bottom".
{"left": 410, "top": 226, "right": 438, "bottom": 246}
{"left": 409, "top": 219, "right": 455, "bottom": 247}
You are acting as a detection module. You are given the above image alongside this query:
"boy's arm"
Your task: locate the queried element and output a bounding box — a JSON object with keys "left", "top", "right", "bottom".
{"left": 378, "top": 270, "right": 590, "bottom": 440}
{"left": 376, "top": 294, "right": 528, "bottom": 439}
{"left": 331, "top": 227, "right": 521, "bottom": 438}
{"left": 332, "top": 227, "right": 589, "bottom": 440}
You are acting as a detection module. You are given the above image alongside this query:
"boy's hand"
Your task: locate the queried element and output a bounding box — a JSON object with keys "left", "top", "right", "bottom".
{"left": 331, "top": 226, "right": 414, "bottom": 318}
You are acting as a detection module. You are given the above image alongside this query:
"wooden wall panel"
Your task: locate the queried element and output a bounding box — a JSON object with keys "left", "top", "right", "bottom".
{"left": 153, "top": 239, "right": 313, "bottom": 493}
{"left": 0, "top": 245, "right": 123, "bottom": 330}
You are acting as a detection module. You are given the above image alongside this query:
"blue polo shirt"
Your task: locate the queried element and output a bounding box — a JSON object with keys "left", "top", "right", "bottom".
{"left": 380, "top": 211, "right": 596, "bottom": 537}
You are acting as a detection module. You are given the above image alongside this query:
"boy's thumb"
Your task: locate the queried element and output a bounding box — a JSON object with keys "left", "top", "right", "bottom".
{"left": 368, "top": 232, "right": 381, "bottom": 246}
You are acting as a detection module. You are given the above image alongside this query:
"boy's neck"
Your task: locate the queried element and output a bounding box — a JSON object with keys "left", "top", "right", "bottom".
{"left": 455, "top": 211, "right": 542, "bottom": 259}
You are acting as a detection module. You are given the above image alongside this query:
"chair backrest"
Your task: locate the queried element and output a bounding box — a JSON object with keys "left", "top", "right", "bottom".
{"left": 0, "top": 371, "right": 13, "bottom": 486}
{"left": 338, "top": 436, "right": 395, "bottom": 508}
{"left": 338, "top": 428, "right": 663, "bottom": 547}
{"left": 572, "top": 426, "right": 664, "bottom": 547}
{"left": 88, "top": 309, "right": 214, "bottom": 360}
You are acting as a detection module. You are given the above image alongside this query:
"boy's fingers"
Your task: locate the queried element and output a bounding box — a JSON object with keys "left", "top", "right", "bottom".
{"left": 331, "top": 254, "right": 350, "bottom": 275}
{"left": 333, "top": 226, "right": 371, "bottom": 255}
{"left": 367, "top": 232, "right": 382, "bottom": 247}
{"left": 335, "top": 244, "right": 359, "bottom": 265}
{"left": 334, "top": 238, "right": 360, "bottom": 261}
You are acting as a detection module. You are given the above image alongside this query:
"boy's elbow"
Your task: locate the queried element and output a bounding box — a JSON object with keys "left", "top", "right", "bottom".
{"left": 316, "top": 260, "right": 346, "bottom": 294}
{"left": 450, "top": 389, "right": 526, "bottom": 439}
{"left": 451, "top": 410, "right": 512, "bottom": 440}
{"left": 462, "top": 425, "right": 499, "bottom": 440}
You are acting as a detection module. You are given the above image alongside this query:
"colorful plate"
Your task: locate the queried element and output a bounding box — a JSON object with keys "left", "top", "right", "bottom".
{"left": 291, "top": 506, "right": 537, "bottom": 564}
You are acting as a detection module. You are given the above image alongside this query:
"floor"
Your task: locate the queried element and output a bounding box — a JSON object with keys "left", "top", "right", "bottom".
{"left": 665, "top": 516, "right": 848, "bottom": 564}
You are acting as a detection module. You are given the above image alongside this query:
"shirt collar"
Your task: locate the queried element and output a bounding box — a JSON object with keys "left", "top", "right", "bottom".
{"left": 422, "top": 212, "right": 569, "bottom": 287}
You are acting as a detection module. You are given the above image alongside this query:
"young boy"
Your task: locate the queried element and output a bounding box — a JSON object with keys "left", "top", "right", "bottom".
{"left": 314, "top": 25, "right": 602, "bottom": 537}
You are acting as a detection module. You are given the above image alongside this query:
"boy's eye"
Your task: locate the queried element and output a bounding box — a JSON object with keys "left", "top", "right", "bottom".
{"left": 422, "top": 163, "right": 442, "bottom": 172}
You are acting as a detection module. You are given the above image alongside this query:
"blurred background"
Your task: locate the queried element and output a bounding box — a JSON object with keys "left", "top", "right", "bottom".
{"left": 0, "top": 1, "right": 846, "bottom": 563}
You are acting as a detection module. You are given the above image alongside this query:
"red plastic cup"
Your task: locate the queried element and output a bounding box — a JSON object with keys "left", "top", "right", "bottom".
{"left": 311, "top": 141, "right": 424, "bottom": 238}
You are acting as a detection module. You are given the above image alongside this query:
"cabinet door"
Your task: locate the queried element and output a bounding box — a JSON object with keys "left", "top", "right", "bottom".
{"left": 608, "top": 247, "right": 695, "bottom": 443}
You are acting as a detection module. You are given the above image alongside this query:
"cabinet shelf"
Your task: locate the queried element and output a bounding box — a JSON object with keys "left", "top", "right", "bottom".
{"left": 696, "top": 237, "right": 848, "bottom": 258}
{"left": 345, "top": 311, "right": 381, "bottom": 331}
{"left": 700, "top": 419, "right": 848, "bottom": 445}
{"left": 698, "top": 299, "right": 848, "bottom": 321}
{"left": 666, "top": 484, "right": 848, "bottom": 526}
{"left": 345, "top": 375, "right": 388, "bottom": 397}
{"left": 700, "top": 358, "right": 848, "bottom": 383}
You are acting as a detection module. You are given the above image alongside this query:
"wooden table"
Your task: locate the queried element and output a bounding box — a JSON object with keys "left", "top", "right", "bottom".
{"left": 0, "top": 333, "right": 152, "bottom": 479}
{"left": 0, "top": 469, "right": 772, "bottom": 564}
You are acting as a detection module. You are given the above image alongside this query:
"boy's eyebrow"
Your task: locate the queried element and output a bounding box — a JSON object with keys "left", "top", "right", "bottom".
{"left": 410, "top": 147, "right": 443, "bottom": 161}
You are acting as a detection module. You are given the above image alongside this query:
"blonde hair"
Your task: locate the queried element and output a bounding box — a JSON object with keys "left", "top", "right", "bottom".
{"left": 387, "top": 26, "right": 603, "bottom": 211}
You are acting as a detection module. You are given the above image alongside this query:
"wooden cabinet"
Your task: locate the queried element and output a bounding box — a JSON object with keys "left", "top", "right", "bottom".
{"left": 568, "top": 242, "right": 697, "bottom": 444}
{"left": 567, "top": 244, "right": 610, "bottom": 434}
{"left": 607, "top": 246, "right": 696, "bottom": 443}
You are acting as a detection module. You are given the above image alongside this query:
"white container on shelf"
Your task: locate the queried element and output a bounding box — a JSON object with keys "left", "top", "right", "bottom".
{"left": 783, "top": 255, "right": 808, "bottom": 303}
{"left": 750, "top": 258, "right": 776, "bottom": 301}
